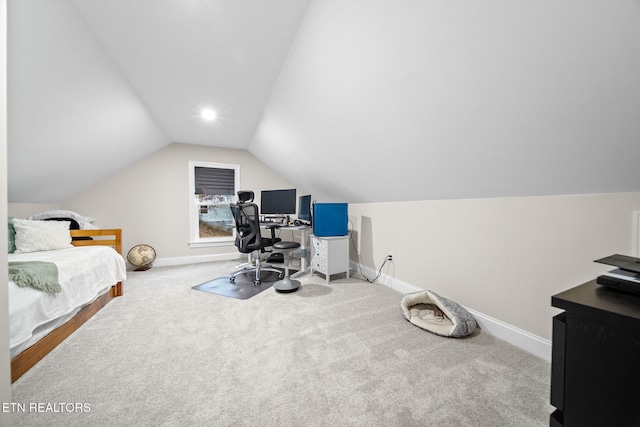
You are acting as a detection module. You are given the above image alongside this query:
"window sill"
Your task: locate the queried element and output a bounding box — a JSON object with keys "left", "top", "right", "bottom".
{"left": 188, "top": 239, "right": 234, "bottom": 248}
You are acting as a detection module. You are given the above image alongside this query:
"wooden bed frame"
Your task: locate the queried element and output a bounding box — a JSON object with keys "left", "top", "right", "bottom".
{"left": 10, "top": 228, "right": 124, "bottom": 383}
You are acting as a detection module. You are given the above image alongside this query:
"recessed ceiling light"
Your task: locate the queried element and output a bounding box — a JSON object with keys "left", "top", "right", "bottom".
{"left": 200, "top": 109, "right": 217, "bottom": 121}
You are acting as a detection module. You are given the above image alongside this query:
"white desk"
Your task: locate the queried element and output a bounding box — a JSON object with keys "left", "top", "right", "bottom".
{"left": 287, "top": 225, "right": 311, "bottom": 278}
{"left": 260, "top": 223, "right": 311, "bottom": 276}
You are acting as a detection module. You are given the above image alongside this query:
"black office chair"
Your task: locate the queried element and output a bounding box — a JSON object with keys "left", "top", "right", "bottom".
{"left": 229, "top": 191, "right": 283, "bottom": 285}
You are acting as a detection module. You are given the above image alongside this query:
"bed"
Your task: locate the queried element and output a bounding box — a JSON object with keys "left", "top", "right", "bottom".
{"left": 9, "top": 227, "right": 126, "bottom": 382}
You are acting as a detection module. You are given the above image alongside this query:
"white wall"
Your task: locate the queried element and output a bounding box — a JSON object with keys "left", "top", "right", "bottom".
{"left": 349, "top": 192, "right": 640, "bottom": 340}
{"left": 1, "top": 0, "right": 12, "bottom": 422}
{"left": 56, "top": 143, "right": 292, "bottom": 264}
{"left": 7, "top": 203, "right": 60, "bottom": 220}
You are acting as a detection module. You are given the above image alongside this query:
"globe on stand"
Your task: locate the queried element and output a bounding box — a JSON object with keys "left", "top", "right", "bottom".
{"left": 127, "top": 244, "right": 157, "bottom": 271}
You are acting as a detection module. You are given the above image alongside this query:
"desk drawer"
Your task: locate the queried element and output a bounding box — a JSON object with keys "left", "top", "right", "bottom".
{"left": 311, "top": 237, "right": 328, "bottom": 274}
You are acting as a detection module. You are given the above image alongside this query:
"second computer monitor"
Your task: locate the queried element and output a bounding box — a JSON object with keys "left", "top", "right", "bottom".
{"left": 298, "top": 194, "right": 312, "bottom": 224}
{"left": 260, "top": 189, "right": 296, "bottom": 215}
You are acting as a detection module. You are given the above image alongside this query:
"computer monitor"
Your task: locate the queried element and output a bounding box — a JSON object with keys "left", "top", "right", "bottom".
{"left": 298, "top": 195, "right": 312, "bottom": 224}
{"left": 260, "top": 189, "right": 297, "bottom": 215}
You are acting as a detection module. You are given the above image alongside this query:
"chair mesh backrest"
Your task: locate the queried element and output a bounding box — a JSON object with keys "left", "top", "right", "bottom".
{"left": 230, "top": 202, "right": 263, "bottom": 254}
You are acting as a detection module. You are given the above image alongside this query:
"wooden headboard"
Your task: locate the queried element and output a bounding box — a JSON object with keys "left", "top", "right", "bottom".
{"left": 70, "top": 228, "right": 122, "bottom": 255}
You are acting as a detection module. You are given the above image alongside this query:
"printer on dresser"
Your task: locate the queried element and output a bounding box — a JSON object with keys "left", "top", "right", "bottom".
{"left": 550, "top": 280, "right": 640, "bottom": 426}
{"left": 310, "top": 202, "right": 350, "bottom": 284}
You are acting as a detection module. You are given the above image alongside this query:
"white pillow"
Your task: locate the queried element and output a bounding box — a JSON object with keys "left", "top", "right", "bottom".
{"left": 28, "top": 210, "right": 96, "bottom": 228}
{"left": 12, "top": 219, "right": 73, "bottom": 253}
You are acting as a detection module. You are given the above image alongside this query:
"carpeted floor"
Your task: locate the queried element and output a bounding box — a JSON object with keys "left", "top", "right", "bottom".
{"left": 11, "top": 261, "right": 552, "bottom": 426}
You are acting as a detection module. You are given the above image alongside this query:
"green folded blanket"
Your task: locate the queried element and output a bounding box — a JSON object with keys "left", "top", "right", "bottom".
{"left": 9, "top": 261, "right": 61, "bottom": 293}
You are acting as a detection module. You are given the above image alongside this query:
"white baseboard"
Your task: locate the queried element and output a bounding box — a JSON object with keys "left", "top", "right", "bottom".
{"left": 351, "top": 261, "right": 552, "bottom": 362}
{"left": 153, "top": 252, "right": 242, "bottom": 267}
{"left": 465, "top": 308, "right": 551, "bottom": 361}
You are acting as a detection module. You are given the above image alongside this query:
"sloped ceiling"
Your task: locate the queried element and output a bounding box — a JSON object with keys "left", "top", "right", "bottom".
{"left": 71, "top": 0, "right": 310, "bottom": 149}
{"left": 8, "top": 0, "right": 310, "bottom": 202}
{"left": 8, "top": 0, "right": 640, "bottom": 204}
{"left": 250, "top": 0, "right": 640, "bottom": 203}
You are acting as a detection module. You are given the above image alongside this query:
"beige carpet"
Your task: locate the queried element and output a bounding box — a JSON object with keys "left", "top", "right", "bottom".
{"left": 11, "top": 262, "right": 552, "bottom": 426}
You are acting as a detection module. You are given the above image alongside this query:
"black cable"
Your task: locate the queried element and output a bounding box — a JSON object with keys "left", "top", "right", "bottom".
{"left": 362, "top": 255, "right": 392, "bottom": 284}
{"left": 347, "top": 226, "right": 392, "bottom": 284}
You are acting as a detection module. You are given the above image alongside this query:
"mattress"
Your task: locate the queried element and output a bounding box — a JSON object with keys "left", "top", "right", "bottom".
{"left": 9, "top": 246, "right": 126, "bottom": 358}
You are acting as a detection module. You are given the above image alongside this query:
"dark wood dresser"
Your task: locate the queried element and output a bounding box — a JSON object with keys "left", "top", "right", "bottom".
{"left": 550, "top": 280, "right": 640, "bottom": 426}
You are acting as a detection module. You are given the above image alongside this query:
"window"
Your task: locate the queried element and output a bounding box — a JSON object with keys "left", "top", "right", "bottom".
{"left": 188, "top": 161, "right": 239, "bottom": 247}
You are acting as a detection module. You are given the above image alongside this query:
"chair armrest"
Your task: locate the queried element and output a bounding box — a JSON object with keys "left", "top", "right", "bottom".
{"left": 265, "top": 224, "right": 281, "bottom": 240}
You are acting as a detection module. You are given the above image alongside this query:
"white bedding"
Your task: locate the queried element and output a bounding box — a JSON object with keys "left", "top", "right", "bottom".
{"left": 9, "top": 246, "right": 126, "bottom": 358}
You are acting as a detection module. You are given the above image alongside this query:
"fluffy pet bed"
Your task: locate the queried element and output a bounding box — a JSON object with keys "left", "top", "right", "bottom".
{"left": 400, "top": 290, "right": 478, "bottom": 338}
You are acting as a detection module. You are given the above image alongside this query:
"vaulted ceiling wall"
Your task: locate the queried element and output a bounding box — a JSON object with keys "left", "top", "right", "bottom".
{"left": 8, "top": 0, "right": 169, "bottom": 203}
{"left": 7, "top": 0, "right": 640, "bottom": 204}
{"left": 250, "top": 0, "right": 640, "bottom": 203}
{"left": 70, "top": 0, "right": 310, "bottom": 149}
{"left": 8, "top": 0, "right": 309, "bottom": 203}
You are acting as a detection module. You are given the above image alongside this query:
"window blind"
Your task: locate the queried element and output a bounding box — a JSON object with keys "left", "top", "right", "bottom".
{"left": 195, "top": 167, "right": 235, "bottom": 195}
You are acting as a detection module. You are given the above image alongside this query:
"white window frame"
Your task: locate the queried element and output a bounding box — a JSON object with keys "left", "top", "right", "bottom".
{"left": 188, "top": 161, "right": 240, "bottom": 248}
